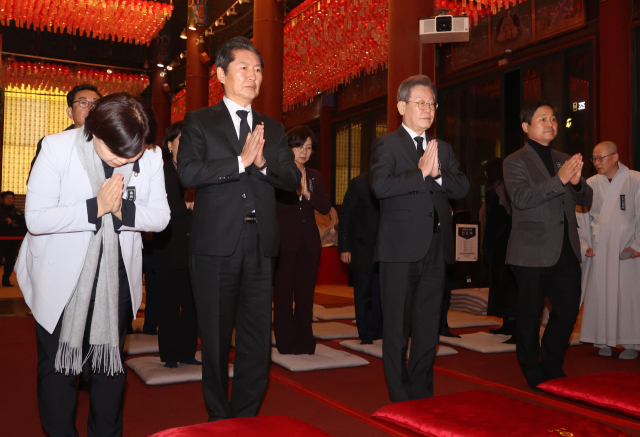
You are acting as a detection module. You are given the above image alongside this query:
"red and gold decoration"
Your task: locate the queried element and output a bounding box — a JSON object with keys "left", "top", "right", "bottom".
{"left": 437, "top": 0, "right": 528, "bottom": 25}
{"left": 171, "top": 89, "right": 187, "bottom": 123}
{"left": 283, "top": 0, "right": 388, "bottom": 110}
{"left": 0, "top": 0, "right": 173, "bottom": 45}
{"left": 0, "top": 61, "right": 150, "bottom": 95}
{"left": 208, "top": 65, "right": 224, "bottom": 107}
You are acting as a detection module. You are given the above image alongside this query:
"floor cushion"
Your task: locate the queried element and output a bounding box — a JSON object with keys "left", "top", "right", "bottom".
{"left": 372, "top": 390, "right": 628, "bottom": 437}
{"left": 149, "top": 415, "right": 332, "bottom": 437}
{"left": 271, "top": 343, "right": 369, "bottom": 372}
{"left": 538, "top": 372, "right": 640, "bottom": 419}
{"left": 123, "top": 333, "right": 159, "bottom": 355}
{"left": 438, "top": 332, "right": 515, "bottom": 353}
{"left": 313, "top": 305, "right": 356, "bottom": 320}
{"left": 312, "top": 321, "right": 359, "bottom": 339}
{"left": 446, "top": 311, "right": 500, "bottom": 329}
{"left": 340, "top": 339, "right": 457, "bottom": 359}
{"left": 126, "top": 352, "right": 233, "bottom": 385}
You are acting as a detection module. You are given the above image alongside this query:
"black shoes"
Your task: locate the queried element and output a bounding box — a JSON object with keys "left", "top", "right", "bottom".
{"left": 164, "top": 361, "right": 178, "bottom": 368}
{"left": 2, "top": 281, "right": 14, "bottom": 287}
{"left": 180, "top": 358, "right": 202, "bottom": 365}
{"left": 490, "top": 318, "right": 514, "bottom": 336}
{"left": 360, "top": 339, "right": 374, "bottom": 345}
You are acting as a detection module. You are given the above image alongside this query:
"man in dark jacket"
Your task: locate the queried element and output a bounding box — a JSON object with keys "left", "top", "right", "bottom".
{"left": 0, "top": 191, "right": 27, "bottom": 286}
{"left": 339, "top": 172, "right": 382, "bottom": 344}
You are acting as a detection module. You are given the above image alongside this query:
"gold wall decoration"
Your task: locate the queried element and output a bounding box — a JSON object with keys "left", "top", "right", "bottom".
{"left": 2, "top": 85, "right": 70, "bottom": 195}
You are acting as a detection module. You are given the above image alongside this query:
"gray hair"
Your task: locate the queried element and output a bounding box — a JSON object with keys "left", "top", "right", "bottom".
{"left": 215, "top": 36, "right": 264, "bottom": 75}
{"left": 397, "top": 75, "right": 437, "bottom": 103}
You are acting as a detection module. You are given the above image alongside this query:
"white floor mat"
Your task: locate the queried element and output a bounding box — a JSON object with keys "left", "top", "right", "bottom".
{"left": 312, "top": 322, "right": 359, "bottom": 340}
{"left": 439, "top": 332, "right": 516, "bottom": 353}
{"left": 271, "top": 343, "right": 369, "bottom": 372}
{"left": 313, "top": 306, "right": 356, "bottom": 321}
{"left": 451, "top": 288, "right": 489, "bottom": 302}
{"left": 340, "top": 339, "right": 458, "bottom": 359}
{"left": 126, "top": 352, "right": 233, "bottom": 385}
{"left": 123, "top": 333, "right": 159, "bottom": 355}
{"left": 447, "top": 311, "right": 500, "bottom": 329}
{"left": 131, "top": 317, "right": 145, "bottom": 333}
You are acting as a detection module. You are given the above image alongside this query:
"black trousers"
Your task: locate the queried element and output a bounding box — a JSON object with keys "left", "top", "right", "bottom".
{"left": 510, "top": 236, "right": 581, "bottom": 384}
{"left": 380, "top": 232, "right": 445, "bottom": 403}
{"left": 35, "top": 276, "right": 132, "bottom": 437}
{"left": 352, "top": 266, "right": 383, "bottom": 342}
{"left": 190, "top": 222, "right": 273, "bottom": 421}
{"left": 438, "top": 273, "right": 453, "bottom": 335}
{"left": 156, "top": 268, "right": 198, "bottom": 363}
{"left": 273, "top": 249, "right": 320, "bottom": 354}
{"left": 142, "top": 251, "right": 159, "bottom": 335}
{"left": 0, "top": 240, "right": 19, "bottom": 282}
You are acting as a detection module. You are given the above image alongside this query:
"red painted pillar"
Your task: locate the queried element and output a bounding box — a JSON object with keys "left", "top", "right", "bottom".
{"left": 387, "top": 0, "right": 434, "bottom": 132}
{"left": 185, "top": 27, "right": 209, "bottom": 113}
{"left": 320, "top": 101, "right": 333, "bottom": 195}
{"left": 151, "top": 65, "right": 171, "bottom": 145}
{"left": 599, "top": 0, "right": 632, "bottom": 165}
{"left": 252, "top": 0, "right": 284, "bottom": 121}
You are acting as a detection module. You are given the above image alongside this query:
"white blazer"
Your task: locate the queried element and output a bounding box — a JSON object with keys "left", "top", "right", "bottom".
{"left": 16, "top": 128, "right": 171, "bottom": 334}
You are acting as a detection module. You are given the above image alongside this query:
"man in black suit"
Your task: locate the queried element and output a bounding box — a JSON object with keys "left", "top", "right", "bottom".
{"left": 369, "top": 75, "right": 469, "bottom": 403}
{"left": 177, "top": 37, "right": 301, "bottom": 421}
{"left": 338, "top": 172, "right": 383, "bottom": 344}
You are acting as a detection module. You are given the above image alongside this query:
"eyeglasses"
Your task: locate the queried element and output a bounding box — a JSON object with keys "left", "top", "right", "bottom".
{"left": 407, "top": 101, "right": 438, "bottom": 111}
{"left": 72, "top": 99, "right": 98, "bottom": 108}
{"left": 591, "top": 153, "right": 615, "bottom": 163}
{"left": 294, "top": 146, "right": 313, "bottom": 152}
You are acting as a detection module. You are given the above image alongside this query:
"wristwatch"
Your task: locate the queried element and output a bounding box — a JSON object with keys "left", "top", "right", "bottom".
{"left": 433, "top": 173, "right": 442, "bottom": 180}
{"left": 256, "top": 159, "right": 267, "bottom": 171}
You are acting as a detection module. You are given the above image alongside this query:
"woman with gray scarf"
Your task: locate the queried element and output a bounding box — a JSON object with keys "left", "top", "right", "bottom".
{"left": 16, "top": 92, "right": 170, "bottom": 437}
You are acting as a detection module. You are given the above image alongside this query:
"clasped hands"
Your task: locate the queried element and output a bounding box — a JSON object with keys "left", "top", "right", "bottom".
{"left": 97, "top": 174, "right": 124, "bottom": 220}
{"left": 240, "top": 124, "right": 266, "bottom": 169}
{"left": 418, "top": 139, "right": 440, "bottom": 179}
{"left": 297, "top": 168, "right": 311, "bottom": 200}
{"left": 586, "top": 247, "right": 640, "bottom": 259}
{"left": 557, "top": 154, "right": 584, "bottom": 186}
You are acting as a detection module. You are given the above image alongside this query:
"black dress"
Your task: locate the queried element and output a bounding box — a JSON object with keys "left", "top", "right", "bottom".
{"left": 483, "top": 185, "right": 517, "bottom": 319}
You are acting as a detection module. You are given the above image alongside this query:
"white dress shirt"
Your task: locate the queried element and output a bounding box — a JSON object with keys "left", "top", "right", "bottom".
{"left": 222, "top": 96, "right": 266, "bottom": 175}
{"left": 402, "top": 123, "right": 443, "bottom": 186}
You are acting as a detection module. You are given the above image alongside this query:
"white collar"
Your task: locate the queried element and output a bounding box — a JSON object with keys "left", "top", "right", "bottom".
{"left": 223, "top": 96, "right": 252, "bottom": 116}
{"left": 402, "top": 123, "right": 426, "bottom": 142}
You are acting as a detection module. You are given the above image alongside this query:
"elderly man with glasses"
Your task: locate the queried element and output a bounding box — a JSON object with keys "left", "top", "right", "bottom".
{"left": 369, "top": 74, "right": 469, "bottom": 403}
{"left": 577, "top": 141, "right": 640, "bottom": 360}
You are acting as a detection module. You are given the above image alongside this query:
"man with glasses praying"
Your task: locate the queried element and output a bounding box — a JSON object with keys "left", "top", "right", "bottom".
{"left": 30, "top": 84, "right": 102, "bottom": 176}
{"left": 369, "top": 74, "right": 469, "bottom": 403}
{"left": 577, "top": 141, "right": 640, "bottom": 360}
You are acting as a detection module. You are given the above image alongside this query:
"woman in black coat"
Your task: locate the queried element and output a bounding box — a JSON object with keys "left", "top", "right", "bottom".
{"left": 273, "top": 125, "right": 331, "bottom": 355}
{"left": 482, "top": 157, "right": 517, "bottom": 341}
{"left": 152, "top": 121, "right": 199, "bottom": 367}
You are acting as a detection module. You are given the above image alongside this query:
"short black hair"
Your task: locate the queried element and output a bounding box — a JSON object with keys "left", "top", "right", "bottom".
{"left": 215, "top": 36, "right": 264, "bottom": 75}
{"left": 520, "top": 100, "right": 557, "bottom": 124}
{"left": 67, "top": 84, "right": 102, "bottom": 107}
{"left": 1, "top": 191, "right": 15, "bottom": 199}
{"left": 162, "top": 121, "right": 183, "bottom": 159}
{"left": 286, "top": 125, "right": 317, "bottom": 153}
{"left": 84, "top": 92, "right": 158, "bottom": 158}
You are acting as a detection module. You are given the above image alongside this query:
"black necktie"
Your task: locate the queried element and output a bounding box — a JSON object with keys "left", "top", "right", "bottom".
{"left": 414, "top": 136, "right": 424, "bottom": 159}
{"left": 236, "top": 110, "right": 250, "bottom": 145}
{"left": 416, "top": 136, "right": 440, "bottom": 231}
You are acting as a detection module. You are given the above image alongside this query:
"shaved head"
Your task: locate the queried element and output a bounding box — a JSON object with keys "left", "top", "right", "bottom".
{"left": 593, "top": 141, "right": 618, "bottom": 156}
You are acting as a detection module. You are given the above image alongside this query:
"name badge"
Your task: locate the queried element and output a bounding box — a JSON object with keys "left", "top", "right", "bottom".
{"left": 621, "top": 195, "right": 626, "bottom": 211}
{"left": 126, "top": 187, "right": 136, "bottom": 202}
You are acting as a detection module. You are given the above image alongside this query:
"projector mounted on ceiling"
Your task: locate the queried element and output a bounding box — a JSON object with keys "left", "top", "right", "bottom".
{"left": 420, "top": 15, "right": 469, "bottom": 44}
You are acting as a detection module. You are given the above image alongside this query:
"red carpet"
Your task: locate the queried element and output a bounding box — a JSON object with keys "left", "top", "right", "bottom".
{"left": 2, "top": 295, "right": 640, "bottom": 437}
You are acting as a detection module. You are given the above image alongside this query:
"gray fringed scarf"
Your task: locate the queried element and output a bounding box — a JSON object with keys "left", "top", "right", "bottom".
{"left": 55, "top": 127, "right": 133, "bottom": 376}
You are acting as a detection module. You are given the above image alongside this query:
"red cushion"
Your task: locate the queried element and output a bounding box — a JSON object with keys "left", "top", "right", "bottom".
{"left": 372, "top": 390, "right": 628, "bottom": 437}
{"left": 149, "top": 416, "right": 332, "bottom": 437}
{"left": 538, "top": 372, "right": 640, "bottom": 419}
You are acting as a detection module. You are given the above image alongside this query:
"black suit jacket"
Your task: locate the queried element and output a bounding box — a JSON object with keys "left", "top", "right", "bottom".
{"left": 275, "top": 167, "right": 331, "bottom": 253}
{"left": 338, "top": 172, "right": 380, "bottom": 271}
{"left": 177, "top": 101, "right": 301, "bottom": 257}
{"left": 369, "top": 127, "right": 469, "bottom": 264}
{"left": 153, "top": 161, "right": 191, "bottom": 269}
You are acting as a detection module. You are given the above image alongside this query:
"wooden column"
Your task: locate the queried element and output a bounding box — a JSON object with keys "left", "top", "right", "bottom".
{"left": 151, "top": 65, "right": 171, "bottom": 145}
{"left": 185, "top": 27, "right": 209, "bottom": 113}
{"left": 320, "top": 100, "right": 334, "bottom": 195}
{"left": 387, "top": 0, "right": 434, "bottom": 132}
{"left": 252, "top": 0, "right": 284, "bottom": 121}
{"left": 599, "top": 0, "right": 633, "bottom": 164}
